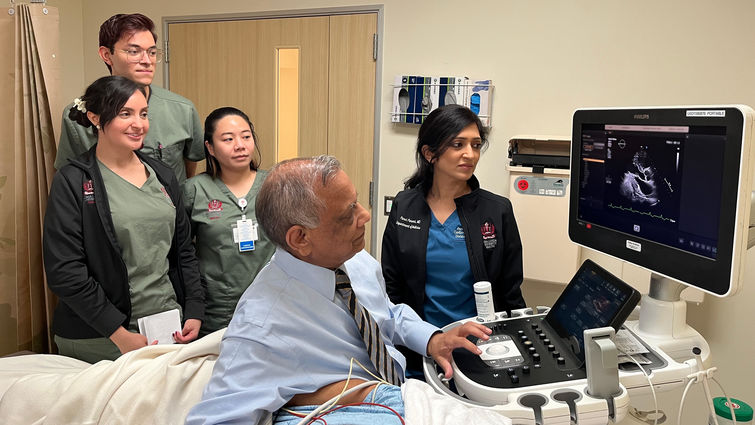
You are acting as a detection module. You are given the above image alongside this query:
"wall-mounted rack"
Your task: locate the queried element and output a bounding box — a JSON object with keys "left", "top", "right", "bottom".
{"left": 391, "top": 76, "right": 493, "bottom": 126}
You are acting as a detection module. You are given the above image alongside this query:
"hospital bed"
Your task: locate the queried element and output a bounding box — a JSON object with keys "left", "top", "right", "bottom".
{"left": 0, "top": 329, "right": 510, "bottom": 425}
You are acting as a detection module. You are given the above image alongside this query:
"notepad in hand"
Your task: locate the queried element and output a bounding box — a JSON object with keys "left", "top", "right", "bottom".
{"left": 137, "top": 309, "right": 181, "bottom": 344}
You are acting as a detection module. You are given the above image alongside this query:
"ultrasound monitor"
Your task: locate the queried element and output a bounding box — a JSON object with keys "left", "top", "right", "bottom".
{"left": 569, "top": 106, "right": 755, "bottom": 297}
{"left": 569, "top": 106, "right": 755, "bottom": 359}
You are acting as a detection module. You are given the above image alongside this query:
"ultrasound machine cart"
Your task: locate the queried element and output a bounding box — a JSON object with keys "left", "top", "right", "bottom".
{"left": 423, "top": 105, "right": 755, "bottom": 425}
{"left": 423, "top": 306, "right": 700, "bottom": 425}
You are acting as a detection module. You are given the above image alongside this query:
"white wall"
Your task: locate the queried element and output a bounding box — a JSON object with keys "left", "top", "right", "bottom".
{"left": 46, "top": 0, "right": 85, "bottom": 114}
{"left": 56, "top": 1, "right": 755, "bottom": 423}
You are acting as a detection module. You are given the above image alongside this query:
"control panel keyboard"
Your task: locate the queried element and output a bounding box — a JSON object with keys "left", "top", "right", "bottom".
{"left": 453, "top": 315, "right": 586, "bottom": 388}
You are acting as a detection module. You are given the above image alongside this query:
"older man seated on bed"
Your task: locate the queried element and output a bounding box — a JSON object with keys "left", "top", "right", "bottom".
{"left": 185, "top": 155, "right": 491, "bottom": 425}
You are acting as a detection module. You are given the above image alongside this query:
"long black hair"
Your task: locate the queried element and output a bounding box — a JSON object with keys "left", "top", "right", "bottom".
{"left": 68, "top": 76, "right": 145, "bottom": 136}
{"left": 404, "top": 104, "right": 488, "bottom": 193}
{"left": 203, "top": 107, "right": 261, "bottom": 177}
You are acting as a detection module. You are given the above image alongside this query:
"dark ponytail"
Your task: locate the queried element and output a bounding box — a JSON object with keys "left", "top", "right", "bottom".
{"left": 68, "top": 76, "right": 145, "bottom": 136}
{"left": 404, "top": 104, "right": 488, "bottom": 193}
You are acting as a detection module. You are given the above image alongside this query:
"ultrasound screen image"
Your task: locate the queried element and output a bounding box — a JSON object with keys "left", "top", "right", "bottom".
{"left": 603, "top": 134, "right": 681, "bottom": 226}
{"left": 620, "top": 151, "right": 661, "bottom": 206}
{"left": 578, "top": 124, "right": 726, "bottom": 259}
{"left": 619, "top": 150, "right": 665, "bottom": 206}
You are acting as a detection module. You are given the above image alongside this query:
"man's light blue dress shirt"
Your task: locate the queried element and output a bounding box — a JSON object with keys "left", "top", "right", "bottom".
{"left": 185, "top": 248, "right": 438, "bottom": 424}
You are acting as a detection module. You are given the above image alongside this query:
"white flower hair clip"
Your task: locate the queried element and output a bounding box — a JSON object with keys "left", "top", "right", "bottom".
{"left": 73, "top": 97, "right": 87, "bottom": 113}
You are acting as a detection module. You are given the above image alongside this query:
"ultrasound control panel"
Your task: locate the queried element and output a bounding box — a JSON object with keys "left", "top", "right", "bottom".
{"left": 453, "top": 315, "right": 586, "bottom": 389}
{"left": 450, "top": 261, "right": 643, "bottom": 392}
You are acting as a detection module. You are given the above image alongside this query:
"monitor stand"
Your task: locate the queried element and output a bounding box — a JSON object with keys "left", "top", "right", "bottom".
{"left": 625, "top": 273, "right": 709, "bottom": 364}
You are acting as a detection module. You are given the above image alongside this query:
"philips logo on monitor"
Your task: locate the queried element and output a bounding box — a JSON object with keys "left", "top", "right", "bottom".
{"left": 633, "top": 114, "right": 650, "bottom": 120}
{"left": 626, "top": 240, "right": 642, "bottom": 252}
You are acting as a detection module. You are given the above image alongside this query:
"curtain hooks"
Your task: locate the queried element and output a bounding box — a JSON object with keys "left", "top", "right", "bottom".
{"left": 9, "top": 1, "right": 49, "bottom": 15}
{"left": 32, "top": 0, "right": 49, "bottom": 13}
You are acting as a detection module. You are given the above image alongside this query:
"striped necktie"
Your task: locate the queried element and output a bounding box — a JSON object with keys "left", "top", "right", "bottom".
{"left": 335, "top": 269, "right": 402, "bottom": 386}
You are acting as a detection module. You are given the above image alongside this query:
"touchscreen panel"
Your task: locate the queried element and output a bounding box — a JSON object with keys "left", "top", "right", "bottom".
{"left": 545, "top": 259, "right": 641, "bottom": 359}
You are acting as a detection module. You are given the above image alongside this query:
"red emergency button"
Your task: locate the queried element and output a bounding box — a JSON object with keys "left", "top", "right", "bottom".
{"left": 517, "top": 179, "right": 529, "bottom": 191}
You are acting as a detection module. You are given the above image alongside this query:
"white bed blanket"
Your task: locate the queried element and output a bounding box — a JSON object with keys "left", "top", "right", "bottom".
{"left": 402, "top": 378, "right": 511, "bottom": 425}
{"left": 0, "top": 330, "right": 509, "bottom": 425}
{"left": 0, "top": 329, "right": 222, "bottom": 425}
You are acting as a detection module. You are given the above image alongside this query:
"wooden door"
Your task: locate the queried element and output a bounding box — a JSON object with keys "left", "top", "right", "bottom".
{"left": 168, "top": 13, "right": 377, "bottom": 250}
{"left": 168, "top": 17, "right": 329, "bottom": 166}
{"left": 327, "top": 14, "right": 377, "bottom": 249}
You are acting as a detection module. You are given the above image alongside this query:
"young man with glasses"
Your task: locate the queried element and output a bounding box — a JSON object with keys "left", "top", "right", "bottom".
{"left": 55, "top": 13, "right": 204, "bottom": 183}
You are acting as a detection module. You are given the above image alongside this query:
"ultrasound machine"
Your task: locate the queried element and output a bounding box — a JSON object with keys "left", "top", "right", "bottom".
{"left": 423, "top": 106, "right": 755, "bottom": 424}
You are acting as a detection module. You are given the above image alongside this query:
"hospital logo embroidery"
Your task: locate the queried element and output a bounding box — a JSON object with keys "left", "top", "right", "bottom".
{"left": 83, "top": 180, "right": 95, "bottom": 204}
{"left": 481, "top": 221, "right": 497, "bottom": 249}
{"left": 208, "top": 199, "right": 223, "bottom": 220}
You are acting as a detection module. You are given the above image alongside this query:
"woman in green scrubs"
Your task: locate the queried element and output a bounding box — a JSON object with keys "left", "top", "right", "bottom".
{"left": 183, "top": 107, "right": 275, "bottom": 335}
{"left": 43, "top": 76, "right": 205, "bottom": 363}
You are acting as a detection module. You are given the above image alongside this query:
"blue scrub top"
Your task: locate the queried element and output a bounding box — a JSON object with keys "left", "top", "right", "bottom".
{"left": 423, "top": 210, "right": 477, "bottom": 328}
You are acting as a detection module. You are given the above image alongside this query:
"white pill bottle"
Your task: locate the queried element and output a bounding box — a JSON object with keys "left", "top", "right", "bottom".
{"left": 473, "top": 281, "right": 496, "bottom": 322}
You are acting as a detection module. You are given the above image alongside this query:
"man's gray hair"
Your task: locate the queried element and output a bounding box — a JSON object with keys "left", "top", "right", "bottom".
{"left": 256, "top": 155, "right": 342, "bottom": 249}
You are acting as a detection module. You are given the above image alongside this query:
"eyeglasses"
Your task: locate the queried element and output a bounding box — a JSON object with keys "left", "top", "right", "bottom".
{"left": 118, "top": 47, "right": 163, "bottom": 63}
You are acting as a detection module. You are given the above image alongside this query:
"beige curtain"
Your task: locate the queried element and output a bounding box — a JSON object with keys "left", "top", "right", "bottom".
{"left": 0, "top": 3, "right": 60, "bottom": 356}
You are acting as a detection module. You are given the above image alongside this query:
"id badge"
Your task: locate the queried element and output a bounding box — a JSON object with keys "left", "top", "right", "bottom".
{"left": 235, "top": 218, "right": 258, "bottom": 252}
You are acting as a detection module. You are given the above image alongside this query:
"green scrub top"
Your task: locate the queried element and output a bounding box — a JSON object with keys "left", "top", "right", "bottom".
{"left": 56, "top": 86, "right": 204, "bottom": 183}
{"left": 183, "top": 170, "right": 275, "bottom": 334}
{"left": 99, "top": 160, "right": 182, "bottom": 332}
